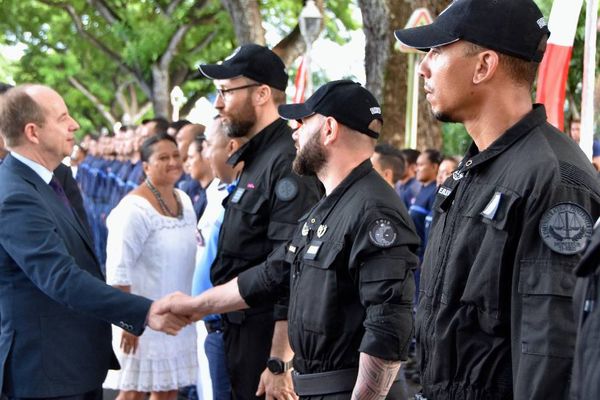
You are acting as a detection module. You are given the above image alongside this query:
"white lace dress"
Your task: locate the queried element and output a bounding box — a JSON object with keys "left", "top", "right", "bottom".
{"left": 103, "top": 191, "right": 198, "bottom": 392}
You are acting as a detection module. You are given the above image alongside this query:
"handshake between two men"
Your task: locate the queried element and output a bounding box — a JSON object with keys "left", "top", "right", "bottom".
{"left": 147, "top": 277, "right": 246, "bottom": 335}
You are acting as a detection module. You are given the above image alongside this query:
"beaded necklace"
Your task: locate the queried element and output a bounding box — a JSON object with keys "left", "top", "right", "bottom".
{"left": 145, "top": 177, "right": 183, "bottom": 219}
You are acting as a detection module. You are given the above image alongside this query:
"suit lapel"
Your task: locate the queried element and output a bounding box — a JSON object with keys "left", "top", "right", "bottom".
{"left": 5, "top": 155, "right": 99, "bottom": 264}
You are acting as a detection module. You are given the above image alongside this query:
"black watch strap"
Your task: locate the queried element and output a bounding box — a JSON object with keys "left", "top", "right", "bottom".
{"left": 267, "top": 357, "right": 293, "bottom": 374}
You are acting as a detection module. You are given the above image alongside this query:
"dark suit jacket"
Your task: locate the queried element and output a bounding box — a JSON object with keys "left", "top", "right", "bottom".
{"left": 54, "top": 162, "right": 91, "bottom": 235}
{"left": 0, "top": 154, "right": 152, "bottom": 398}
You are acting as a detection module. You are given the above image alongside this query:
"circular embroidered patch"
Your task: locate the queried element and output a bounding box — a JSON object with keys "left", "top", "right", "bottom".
{"left": 275, "top": 178, "right": 298, "bottom": 202}
{"left": 539, "top": 202, "right": 593, "bottom": 255}
{"left": 368, "top": 219, "right": 398, "bottom": 248}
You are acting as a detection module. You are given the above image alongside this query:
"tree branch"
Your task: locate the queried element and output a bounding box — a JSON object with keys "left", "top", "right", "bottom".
{"left": 35, "top": 0, "right": 153, "bottom": 98}
{"left": 87, "top": 0, "right": 121, "bottom": 25}
{"left": 132, "top": 102, "right": 153, "bottom": 123}
{"left": 273, "top": 25, "right": 305, "bottom": 67}
{"left": 115, "top": 80, "right": 137, "bottom": 116}
{"left": 159, "top": 24, "right": 191, "bottom": 70}
{"left": 68, "top": 76, "right": 117, "bottom": 126}
{"left": 166, "top": 0, "right": 185, "bottom": 16}
{"left": 188, "top": 30, "right": 217, "bottom": 55}
{"left": 180, "top": 90, "right": 204, "bottom": 117}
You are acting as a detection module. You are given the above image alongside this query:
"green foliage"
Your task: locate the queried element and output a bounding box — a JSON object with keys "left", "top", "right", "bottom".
{"left": 441, "top": 123, "right": 471, "bottom": 157}
{"left": 0, "top": 0, "right": 235, "bottom": 135}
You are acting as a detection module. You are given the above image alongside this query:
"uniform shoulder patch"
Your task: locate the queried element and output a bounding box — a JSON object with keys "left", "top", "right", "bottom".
{"left": 368, "top": 218, "right": 398, "bottom": 248}
{"left": 275, "top": 177, "right": 298, "bottom": 202}
{"left": 539, "top": 202, "right": 593, "bottom": 255}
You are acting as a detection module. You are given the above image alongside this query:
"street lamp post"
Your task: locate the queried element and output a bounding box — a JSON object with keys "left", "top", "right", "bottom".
{"left": 170, "top": 85, "right": 186, "bottom": 122}
{"left": 299, "top": 0, "right": 322, "bottom": 97}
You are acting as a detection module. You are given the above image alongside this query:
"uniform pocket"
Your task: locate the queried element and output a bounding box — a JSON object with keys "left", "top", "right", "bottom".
{"left": 518, "top": 259, "right": 576, "bottom": 358}
{"left": 296, "top": 241, "right": 343, "bottom": 334}
{"left": 444, "top": 187, "right": 520, "bottom": 330}
{"left": 224, "top": 188, "right": 269, "bottom": 257}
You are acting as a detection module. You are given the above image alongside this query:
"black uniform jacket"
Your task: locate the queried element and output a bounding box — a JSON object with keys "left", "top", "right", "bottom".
{"left": 418, "top": 105, "right": 600, "bottom": 400}
{"left": 571, "top": 226, "right": 600, "bottom": 400}
{"left": 239, "top": 160, "right": 420, "bottom": 374}
{"left": 211, "top": 118, "right": 322, "bottom": 318}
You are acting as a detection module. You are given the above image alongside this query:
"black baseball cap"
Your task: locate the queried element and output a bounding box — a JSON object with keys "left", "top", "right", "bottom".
{"left": 278, "top": 80, "right": 383, "bottom": 139}
{"left": 199, "top": 44, "right": 288, "bottom": 91}
{"left": 394, "top": 0, "right": 550, "bottom": 62}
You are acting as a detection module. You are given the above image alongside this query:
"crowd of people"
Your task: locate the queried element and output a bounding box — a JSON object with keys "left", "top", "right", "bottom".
{"left": 1, "top": 0, "right": 600, "bottom": 399}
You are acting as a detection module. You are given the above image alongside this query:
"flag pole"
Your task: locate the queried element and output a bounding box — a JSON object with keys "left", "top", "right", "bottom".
{"left": 580, "top": 0, "right": 599, "bottom": 160}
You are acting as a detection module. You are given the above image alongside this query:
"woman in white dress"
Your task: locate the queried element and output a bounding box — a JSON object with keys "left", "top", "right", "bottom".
{"left": 104, "top": 132, "right": 198, "bottom": 400}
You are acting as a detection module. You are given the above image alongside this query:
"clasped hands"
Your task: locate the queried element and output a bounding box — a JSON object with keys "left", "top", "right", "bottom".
{"left": 146, "top": 292, "right": 206, "bottom": 335}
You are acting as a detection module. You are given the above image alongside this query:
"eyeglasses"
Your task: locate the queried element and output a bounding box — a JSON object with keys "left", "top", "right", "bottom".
{"left": 215, "top": 83, "right": 262, "bottom": 99}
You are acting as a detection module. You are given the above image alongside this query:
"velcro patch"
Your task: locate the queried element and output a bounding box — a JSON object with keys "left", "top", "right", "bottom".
{"left": 539, "top": 202, "right": 593, "bottom": 255}
{"left": 368, "top": 219, "right": 397, "bottom": 248}
{"left": 275, "top": 177, "right": 298, "bottom": 202}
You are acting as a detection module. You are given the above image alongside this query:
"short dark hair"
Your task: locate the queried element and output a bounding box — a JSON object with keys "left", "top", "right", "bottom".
{"left": 191, "top": 135, "right": 206, "bottom": 154}
{"left": 170, "top": 119, "right": 191, "bottom": 133}
{"left": 374, "top": 143, "right": 406, "bottom": 183}
{"left": 140, "top": 132, "right": 177, "bottom": 162}
{"left": 0, "top": 85, "right": 46, "bottom": 147}
{"left": 400, "top": 148, "right": 420, "bottom": 165}
{"left": 149, "top": 117, "right": 170, "bottom": 134}
{"left": 423, "top": 148, "right": 443, "bottom": 165}
{"left": 0, "top": 82, "right": 13, "bottom": 94}
{"left": 464, "top": 42, "right": 543, "bottom": 87}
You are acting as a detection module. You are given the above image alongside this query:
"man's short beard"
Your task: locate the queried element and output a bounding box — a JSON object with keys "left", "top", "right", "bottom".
{"left": 433, "top": 111, "right": 456, "bottom": 123}
{"left": 293, "top": 130, "right": 327, "bottom": 176}
{"left": 225, "top": 119, "right": 254, "bottom": 138}
{"left": 224, "top": 100, "right": 257, "bottom": 138}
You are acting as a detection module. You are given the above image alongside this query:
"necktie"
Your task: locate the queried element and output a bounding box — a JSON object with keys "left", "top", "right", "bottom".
{"left": 49, "top": 176, "right": 72, "bottom": 211}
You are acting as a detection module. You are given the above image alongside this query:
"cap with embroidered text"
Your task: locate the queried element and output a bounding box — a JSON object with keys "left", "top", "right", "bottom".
{"left": 199, "top": 44, "right": 288, "bottom": 91}
{"left": 394, "top": 0, "right": 550, "bottom": 62}
{"left": 278, "top": 80, "right": 383, "bottom": 139}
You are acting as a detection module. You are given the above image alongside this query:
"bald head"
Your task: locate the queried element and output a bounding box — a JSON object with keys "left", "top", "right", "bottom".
{"left": 0, "top": 84, "right": 79, "bottom": 169}
{"left": 0, "top": 84, "right": 50, "bottom": 147}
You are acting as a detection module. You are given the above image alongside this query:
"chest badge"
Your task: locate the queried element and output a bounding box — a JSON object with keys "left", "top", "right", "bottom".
{"left": 368, "top": 219, "right": 397, "bottom": 248}
{"left": 230, "top": 188, "right": 246, "bottom": 204}
{"left": 539, "top": 203, "right": 593, "bottom": 255}
{"left": 452, "top": 170, "right": 464, "bottom": 181}
{"left": 317, "top": 224, "right": 327, "bottom": 238}
{"left": 301, "top": 222, "right": 309, "bottom": 236}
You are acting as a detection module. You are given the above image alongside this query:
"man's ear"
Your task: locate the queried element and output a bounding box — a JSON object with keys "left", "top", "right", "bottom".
{"left": 252, "top": 84, "right": 271, "bottom": 106}
{"left": 473, "top": 50, "right": 499, "bottom": 84}
{"left": 322, "top": 117, "right": 339, "bottom": 147}
{"left": 227, "top": 138, "right": 239, "bottom": 156}
{"left": 383, "top": 168, "right": 394, "bottom": 184}
{"left": 23, "top": 123, "right": 40, "bottom": 145}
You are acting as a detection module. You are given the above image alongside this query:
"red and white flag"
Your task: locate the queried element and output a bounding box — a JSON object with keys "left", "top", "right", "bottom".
{"left": 535, "top": 0, "right": 583, "bottom": 131}
{"left": 292, "top": 57, "right": 307, "bottom": 104}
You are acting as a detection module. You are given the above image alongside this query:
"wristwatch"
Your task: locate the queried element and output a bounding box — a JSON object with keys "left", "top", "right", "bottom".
{"left": 266, "top": 357, "right": 293, "bottom": 374}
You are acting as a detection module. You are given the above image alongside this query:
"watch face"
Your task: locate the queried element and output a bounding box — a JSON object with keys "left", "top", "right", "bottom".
{"left": 267, "top": 358, "right": 284, "bottom": 374}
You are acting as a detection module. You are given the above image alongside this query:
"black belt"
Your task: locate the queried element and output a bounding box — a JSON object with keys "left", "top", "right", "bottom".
{"left": 223, "top": 306, "right": 273, "bottom": 325}
{"left": 204, "top": 319, "right": 223, "bottom": 333}
{"left": 292, "top": 368, "right": 402, "bottom": 396}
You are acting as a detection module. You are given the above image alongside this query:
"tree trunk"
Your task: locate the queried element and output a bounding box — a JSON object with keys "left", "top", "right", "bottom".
{"left": 412, "top": 0, "right": 450, "bottom": 151}
{"left": 220, "top": 0, "right": 265, "bottom": 45}
{"left": 360, "top": 0, "right": 410, "bottom": 147}
{"left": 360, "top": 0, "right": 450, "bottom": 151}
{"left": 151, "top": 65, "right": 171, "bottom": 119}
